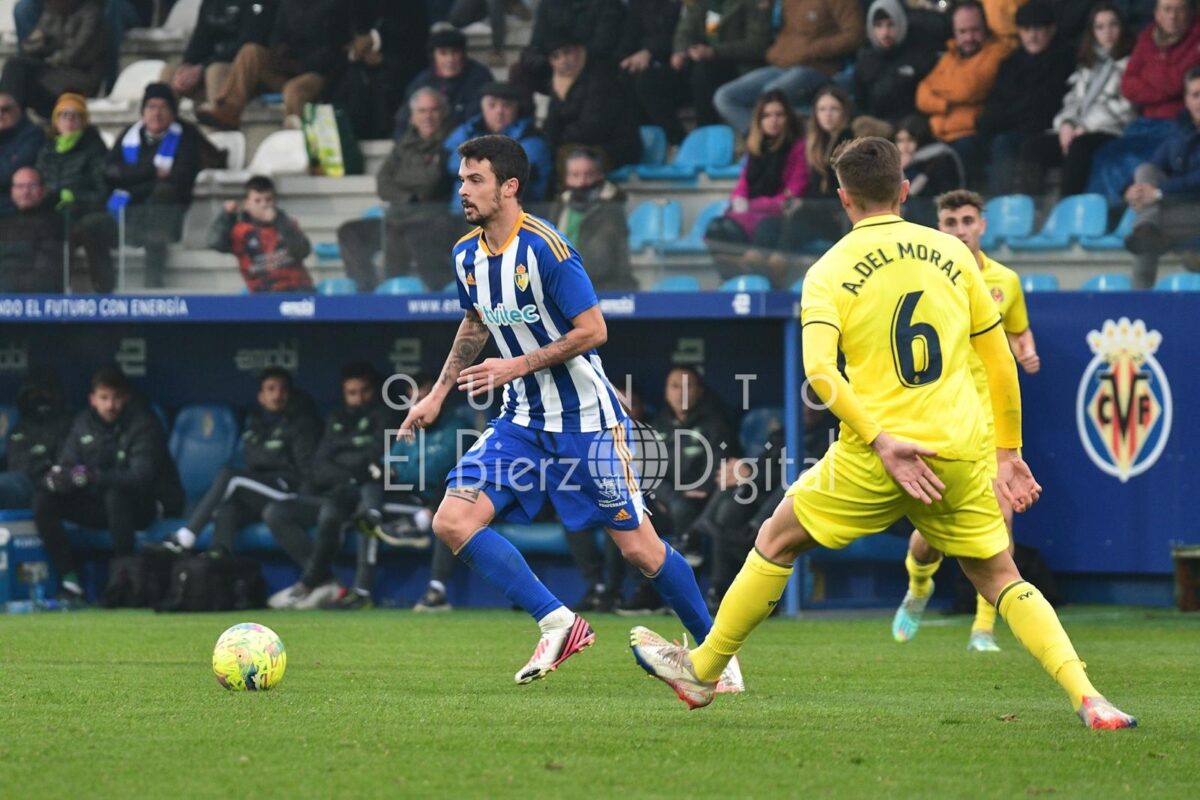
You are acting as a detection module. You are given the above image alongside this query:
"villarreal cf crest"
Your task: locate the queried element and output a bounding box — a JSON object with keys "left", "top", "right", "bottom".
{"left": 1075, "top": 317, "right": 1173, "bottom": 482}
{"left": 515, "top": 263, "right": 529, "bottom": 291}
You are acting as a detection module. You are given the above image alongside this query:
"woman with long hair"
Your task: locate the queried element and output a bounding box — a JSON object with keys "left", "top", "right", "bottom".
{"left": 776, "top": 85, "right": 853, "bottom": 255}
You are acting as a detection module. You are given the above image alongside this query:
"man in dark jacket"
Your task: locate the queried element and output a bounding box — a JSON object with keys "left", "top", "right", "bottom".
{"left": 0, "top": 92, "right": 44, "bottom": 219}
{"left": 0, "top": 366, "right": 70, "bottom": 509}
{"left": 264, "top": 363, "right": 394, "bottom": 609}
{"left": 550, "top": 149, "right": 637, "bottom": 290}
{"left": 1125, "top": 66, "right": 1200, "bottom": 287}
{"left": 618, "top": 0, "right": 685, "bottom": 142}
{"left": 976, "top": 0, "right": 1074, "bottom": 194}
{"left": 104, "top": 83, "right": 205, "bottom": 288}
{"left": 196, "top": 0, "right": 352, "bottom": 130}
{"left": 543, "top": 37, "right": 642, "bottom": 173}
{"left": 511, "top": 0, "right": 625, "bottom": 97}
{"left": 854, "top": 0, "right": 939, "bottom": 125}
{"left": 444, "top": 81, "right": 552, "bottom": 202}
{"left": 0, "top": 166, "right": 66, "bottom": 293}
{"left": 0, "top": 0, "right": 110, "bottom": 117}
{"left": 165, "top": 368, "right": 321, "bottom": 555}
{"left": 396, "top": 26, "right": 494, "bottom": 130}
{"left": 208, "top": 174, "right": 314, "bottom": 293}
{"left": 338, "top": 87, "right": 453, "bottom": 291}
{"left": 34, "top": 365, "right": 183, "bottom": 603}
{"left": 163, "top": 0, "right": 278, "bottom": 103}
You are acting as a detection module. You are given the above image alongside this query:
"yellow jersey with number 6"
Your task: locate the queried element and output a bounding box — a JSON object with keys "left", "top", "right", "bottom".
{"left": 801, "top": 214, "right": 1002, "bottom": 461}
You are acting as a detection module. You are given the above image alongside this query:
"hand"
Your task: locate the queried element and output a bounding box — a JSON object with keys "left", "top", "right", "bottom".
{"left": 397, "top": 391, "right": 445, "bottom": 442}
{"left": 717, "top": 458, "right": 751, "bottom": 490}
{"left": 70, "top": 465, "right": 91, "bottom": 488}
{"left": 1057, "top": 123, "right": 1078, "bottom": 155}
{"left": 457, "top": 357, "right": 525, "bottom": 398}
{"left": 44, "top": 465, "right": 70, "bottom": 493}
{"left": 995, "top": 451, "right": 1041, "bottom": 513}
{"left": 55, "top": 188, "right": 75, "bottom": 212}
{"left": 620, "top": 49, "right": 653, "bottom": 73}
{"left": 687, "top": 44, "right": 714, "bottom": 61}
{"left": 1018, "top": 349, "right": 1040, "bottom": 374}
{"left": 223, "top": 200, "right": 238, "bottom": 214}
{"left": 156, "top": 167, "right": 172, "bottom": 179}
{"left": 730, "top": 196, "right": 749, "bottom": 214}
{"left": 670, "top": 52, "right": 687, "bottom": 71}
{"left": 872, "top": 431, "right": 944, "bottom": 504}
{"left": 171, "top": 63, "right": 201, "bottom": 94}
{"left": 1124, "top": 182, "right": 1157, "bottom": 210}
{"left": 348, "top": 33, "right": 374, "bottom": 62}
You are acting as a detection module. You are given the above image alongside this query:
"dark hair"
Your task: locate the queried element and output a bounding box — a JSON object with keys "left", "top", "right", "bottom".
{"left": 1187, "top": 64, "right": 1200, "bottom": 86}
{"left": 896, "top": 114, "right": 934, "bottom": 148}
{"left": 806, "top": 84, "right": 853, "bottom": 194}
{"left": 747, "top": 89, "right": 802, "bottom": 157}
{"left": 458, "top": 134, "right": 530, "bottom": 200}
{"left": 91, "top": 364, "right": 130, "bottom": 394}
{"left": 1078, "top": 3, "right": 1133, "bottom": 67}
{"left": 258, "top": 367, "right": 293, "bottom": 391}
{"left": 831, "top": 137, "right": 903, "bottom": 208}
{"left": 871, "top": 7, "right": 893, "bottom": 24}
{"left": 936, "top": 189, "right": 986, "bottom": 214}
{"left": 244, "top": 175, "right": 275, "bottom": 196}
{"left": 952, "top": 0, "right": 990, "bottom": 32}
{"left": 340, "top": 361, "right": 380, "bottom": 387}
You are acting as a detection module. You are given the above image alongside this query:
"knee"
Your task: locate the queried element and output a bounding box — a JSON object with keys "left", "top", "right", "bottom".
{"left": 235, "top": 43, "right": 267, "bottom": 65}
{"left": 262, "top": 501, "right": 286, "bottom": 529}
{"left": 431, "top": 504, "right": 474, "bottom": 550}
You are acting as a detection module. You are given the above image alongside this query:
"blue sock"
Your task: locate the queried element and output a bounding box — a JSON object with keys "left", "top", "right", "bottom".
{"left": 458, "top": 527, "right": 564, "bottom": 621}
{"left": 649, "top": 541, "right": 713, "bottom": 644}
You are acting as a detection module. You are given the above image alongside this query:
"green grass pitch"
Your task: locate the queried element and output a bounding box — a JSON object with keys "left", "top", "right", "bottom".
{"left": 1, "top": 607, "right": 1196, "bottom": 798}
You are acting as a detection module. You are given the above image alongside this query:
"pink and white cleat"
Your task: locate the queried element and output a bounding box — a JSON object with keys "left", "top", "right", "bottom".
{"left": 514, "top": 614, "right": 595, "bottom": 684}
{"left": 1078, "top": 696, "right": 1137, "bottom": 730}
{"left": 715, "top": 655, "right": 745, "bottom": 694}
{"left": 629, "top": 626, "right": 716, "bottom": 709}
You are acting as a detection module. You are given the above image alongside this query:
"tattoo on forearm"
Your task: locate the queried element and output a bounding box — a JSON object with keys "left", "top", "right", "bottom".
{"left": 524, "top": 334, "right": 586, "bottom": 374}
{"left": 440, "top": 315, "right": 490, "bottom": 388}
{"left": 447, "top": 486, "right": 481, "bottom": 503}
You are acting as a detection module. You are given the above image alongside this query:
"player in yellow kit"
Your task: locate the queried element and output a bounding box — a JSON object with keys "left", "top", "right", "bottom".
{"left": 628, "top": 138, "right": 1136, "bottom": 730}
{"left": 892, "top": 190, "right": 1043, "bottom": 652}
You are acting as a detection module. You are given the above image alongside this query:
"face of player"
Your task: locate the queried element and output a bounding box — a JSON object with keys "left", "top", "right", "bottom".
{"left": 1018, "top": 24, "right": 1055, "bottom": 55}
{"left": 814, "top": 94, "right": 846, "bottom": 135}
{"left": 1092, "top": 10, "right": 1122, "bottom": 51}
{"left": 481, "top": 96, "right": 519, "bottom": 134}
{"left": 664, "top": 369, "right": 702, "bottom": 419}
{"left": 258, "top": 377, "right": 290, "bottom": 414}
{"left": 549, "top": 45, "right": 587, "bottom": 80}
{"left": 142, "top": 97, "right": 174, "bottom": 137}
{"left": 243, "top": 190, "right": 276, "bottom": 222}
{"left": 937, "top": 204, "right": 986, "bottom": 256}
{"left": 433, "top": 47, "right": 465, "bottom": 78}
{"left": 953, "top": 6, "right": 987, "bottom": 57}
{"left": 90, "top": 386, "right": 128, "bottom": 424}
{"left": 758, "top": 101, "right": 787, "bottom": 138}
{"left": 873, "top": 17, "right": 898, "bottom": 49}
{"left": 343, "top": 377, "right": 375, "bottom": 409}
{"left": 1186, "top": 77, "right": 1200, "bottom": 126}
{"left": 458, "top": 157, "right": 515, "bottom": 224}
{"left": 1155, "top": 0, "right": 1192, "bottom": 38}
{"left": 410, "top": 92, "right": 445, "bottom": 139}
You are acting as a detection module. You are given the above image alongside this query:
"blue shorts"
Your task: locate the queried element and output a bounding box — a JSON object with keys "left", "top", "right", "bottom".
{"left": 445, "top": 417, "right": 645, "bottom": 531}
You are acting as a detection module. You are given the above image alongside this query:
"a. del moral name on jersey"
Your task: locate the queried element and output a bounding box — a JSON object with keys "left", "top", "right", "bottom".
{"left": 475, "top": 302, "right": 541, "bottom": 326}
{"left": 1075, "top": 317, "right": 1173, "bottom": 483}
{"left": 841, "top": 241, "right": 963, "bottom": 295}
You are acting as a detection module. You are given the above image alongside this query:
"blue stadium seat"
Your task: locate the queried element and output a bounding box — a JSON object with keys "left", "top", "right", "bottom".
{"left": 636, "top": 125, "right": 735, "bottom": 181}
{"left": 1154, "top": 272, "right": 1200, "bottom": 291}
{"left": 1020, "top": 273, "right": 1059, "bottom": 292}
{"left": 0, "top": 404, "right": 17, "bottom": 466}
{"left": 720, "top": 275, "right": 772, "bottom": 292}
{"left": 260, "top": 92, "right": 283, "bottom": 104}
{"left": 361, "top": 205, "right": 384, "bottom": 220}
{"left": 1008, "top": 194, "right": 1108, "bottom": 250}
{"left": 627, "top": 199, "right": 682, "bottom": 251}
{"left": 316, "top": 277, "right": 357, "bottom": 295}
{"left": 169, "top": 404, "right": 238, "bottom": 507}
{"left": 651, "top": 275, "right": 702, "bottom": 292}
{"left": 659, "top": 200, "right": 729, "bottom": 254}
{"left": 789, "top": 278, "right": 804, "bottom": 293}
{"left": 610, "top": 126, "right": 668, "bottom": 181}
{"left": 1080, "top": 206, "right": 1136, "bottom": 250}
{"left": 979, "top": 194, "right": 1035, "bottom": 250}
{"left": 314, "top": 242, "right": 341, "bottom": 261}
{"left": 375, "top": 276, "right": 427, "bottom": 294}
{"left": 706, "top": 157, "right": 745, "bottom": 180}
{"left": 739, "top": 407, "right": 783, "bottom": 459}
{"left": 1080, "top": 272, "right": 1132, "bottom": 291}
{"left": 441, "top": 279, "right": 458, "bottom": 295}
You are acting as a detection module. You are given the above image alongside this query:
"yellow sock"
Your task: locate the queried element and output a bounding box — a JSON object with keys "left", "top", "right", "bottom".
{"left": 997, "top": 580, "right": 1097, "bottom": 710}
{"left": 690, "top": 549, "right": 793, "bottom": 683}
{"left": 905, "top": 550, "right": 942, "bottom": 599}
{"left": 972, "top": 593, "right": 997, "bottom": 634}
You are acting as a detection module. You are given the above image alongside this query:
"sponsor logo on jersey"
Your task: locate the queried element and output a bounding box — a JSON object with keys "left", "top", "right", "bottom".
{"left": 991, "top": 286, "right": 1004, "bottom": 305}
{"left": 1076, "top": 317, "right": 1172, "bottom": 482}
{"left": 515, "top": 263, "right": 529, "bottom": 292}
{"left": 475, "top": 303, "right": 540, "bottom": 326}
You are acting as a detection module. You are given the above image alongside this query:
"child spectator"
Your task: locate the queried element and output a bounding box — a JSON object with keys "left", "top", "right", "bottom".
{"left": 208, "top": 175, "right": 314, "bottom": 293}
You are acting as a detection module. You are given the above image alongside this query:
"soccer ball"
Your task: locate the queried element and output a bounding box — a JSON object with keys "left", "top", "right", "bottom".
{"left": 212, "top": 622, "right": 287, "bottom": 691}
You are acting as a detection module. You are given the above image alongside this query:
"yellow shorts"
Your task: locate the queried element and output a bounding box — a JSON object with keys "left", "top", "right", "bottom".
{"left": 786, "top": 440, "right": 1008, "bottom": 560}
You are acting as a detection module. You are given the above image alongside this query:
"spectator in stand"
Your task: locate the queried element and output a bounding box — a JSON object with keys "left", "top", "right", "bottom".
{"left": 510, "top": 0, "right": 625, "bottom": 98}
{"left": 196, "top": 0, "right": 352, "bottom": 130}
{"left": 896, "top": 114, "right": 966, "bottom": 225}
{"left": 542, "top": 36, "right": 642, "bottom": 173}
{"left": 976, "top": 0, "right": 1075, "bottom": 195}
{"left": 985, "top": 0, "right": 1028, "bottom": 43}
{"left": 0, "top": 367, "right": 70, "bottom": 509}
{"left": 1121, "top": 0, "right": 1200, "bottom": 121}
{"left": 339, "top": 88, "right": 452, "bottom": 293}
{"left": 164, "top": 368, "right": 321, "bottom": 556}
{"left": 549, "top": 148, "right": 638, "bottom": 291}
{"left": 34, "top": 365, "right": 184, "bottom": 604}
{"left": 916, "top": 0, "right": 1015, "bottom": 183}
{"left": 0, "top": 0, "right": 109, "bottom": 118}
{"left": 704, "top": 90, "right": 808, "bottom": 285}
{"left": 445, "top": 82, "right": 552, "bottom": 203}
{"left": 396, "top": 26, "right": 494, "bottom": 130}
{"left": 208, "top": 175, "right": 314, "bottom": 293}
{"left": 854, "top": 0, "right": 940, "bottom": 126}
{"left": 778, "top": 85, "right": 852, "bottom": 253}
{"left": 14, "top": 0, "right": 137, "bottom": 85}
{"left": 1124, "top": 65, "right": 1200, "bottom": 287}
{"left": 1019, "top": 3, "right": 1135, "bottom": 196}
{"left": 335, "top": 0, "right": 430, "bottom": 141}
{"left": 0, "top": 166, "right": 66, "bottom": 292}
{"left": 104, "top": 84, "right": 204, "bottom": 288}
{"left": 449, "top": 0, "right": 532, "bottom": 67}
{"left": 714, "top": 0, "right": 864, "bottom": 133}
{"left": 0, "top": 93, "right": 43, "bottom": 221}
{"left": 265, "top": 363, "right": 395, "bottom": 610}
{"left": 618, "top": 0, "right": 685, "bottom": 144}
{"left": 162, "top": 0, "right": 278, "bottom": 105}
{"left": 35, "top": 93, "right": 113, "bottom": 292}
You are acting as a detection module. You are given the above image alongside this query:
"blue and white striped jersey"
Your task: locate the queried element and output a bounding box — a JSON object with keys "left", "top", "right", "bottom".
{"left": 452, "top": 212, "right": 627, "bottom": 433}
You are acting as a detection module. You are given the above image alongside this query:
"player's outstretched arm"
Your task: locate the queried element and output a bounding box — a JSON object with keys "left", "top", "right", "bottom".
{"left": 457, "top": 305, "right": 607, "bottom": 397}
{"left": 971, "top": 323, "right": 1022, "bottom": 450}
{"left": 398, "top": 312, "right": 490, "bottom": 438}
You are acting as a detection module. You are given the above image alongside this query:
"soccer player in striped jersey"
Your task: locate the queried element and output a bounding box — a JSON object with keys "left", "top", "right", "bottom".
{"left": 399, "top": 135, "right": 741, "bottom": 690}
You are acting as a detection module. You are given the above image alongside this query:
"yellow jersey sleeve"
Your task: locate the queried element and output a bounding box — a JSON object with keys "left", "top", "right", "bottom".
{"left": 967, "top": 262, "right": 1003, "bottom": 338}
{"left": 799, "top": 260, "right": 842, "bottom": 331}
{"left": 1000, "top": 270, "right": 1029, "bottom": 333}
